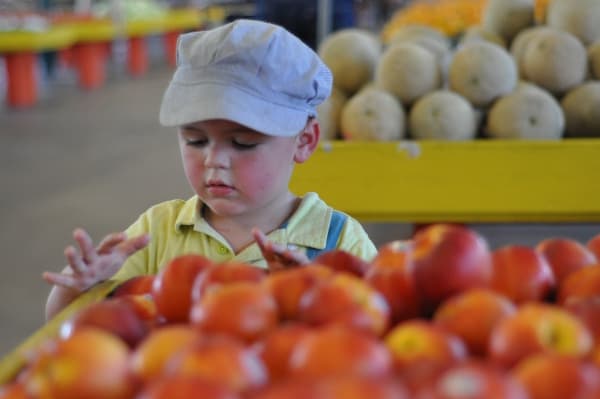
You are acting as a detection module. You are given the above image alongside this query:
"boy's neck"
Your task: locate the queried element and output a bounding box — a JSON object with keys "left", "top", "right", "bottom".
{"left": 204, "top": 193, "right": 301, "bottom": 252}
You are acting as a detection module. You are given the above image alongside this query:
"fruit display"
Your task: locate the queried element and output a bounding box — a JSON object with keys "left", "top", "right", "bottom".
{"left": 382, "top": 0, "right": 551, "bottom": 41}
{"left": 318, "top": 0, "right": 600, "bottom": 141}
{"left": 3, "top": 223, "right": 600, "bottom": 398}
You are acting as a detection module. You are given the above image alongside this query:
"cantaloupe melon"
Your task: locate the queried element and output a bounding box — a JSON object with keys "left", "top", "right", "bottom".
{"left": 340, "top": 87, "right": 406, "bottom": 141}
{"left": 482, "top": 0, "right": 535, "bottom": 43}
{"left": 376, "top": 42, "right": 442, "bottom": 106}
{"left": 318, "top": 29, "right": 381, "bottom": 95}
{"left": 510, "top": 26, "right": 552, "bottom": 78}
{"left": 589, "top": 41, "right": 600, "bottom": 79}
{"left": 317, "top": 87, "right": 348, "bottom": 140}
{"left": 449, "top": 41, "right": 518, "bottom": 108}
{"left": 546, "top": 0, "right": 600, "bottom": 45}
{"left": 486, "top": 84, "right": 564, "bottom": 139}
{"left": 388, "top": 32, "right": 452, "bottom": 78}
{"left": 521, "top": 28, "right": 588, "bottom": 95}
{"left": 459, "top": 25, "right": 507, "bottom": 49}
{"left": 561, "top": 81, "right": 600, "bottom": 137}
{"left": 388, "top": 24, "right": 451, "bottom": 51}
{"left": 409, "top": 90, "right": 477, "bottom": 140}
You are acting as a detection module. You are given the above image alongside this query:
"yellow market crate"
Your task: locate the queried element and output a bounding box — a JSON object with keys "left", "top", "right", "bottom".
{"left": 290, "top": 139, "right": 600, "bottom": 223}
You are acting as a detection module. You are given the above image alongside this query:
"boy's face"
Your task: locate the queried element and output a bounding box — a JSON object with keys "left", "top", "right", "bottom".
{"left": 178, "top": 119, "right": 316, "bottom": 218}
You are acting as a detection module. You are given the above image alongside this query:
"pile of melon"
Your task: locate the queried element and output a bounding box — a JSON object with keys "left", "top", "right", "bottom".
{"left": 317, "top": 0, "right": 600, "bottom": 141}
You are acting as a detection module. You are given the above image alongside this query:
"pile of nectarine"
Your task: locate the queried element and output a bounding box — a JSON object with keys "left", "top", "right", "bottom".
{"left": 3, "top": 223, "right": 600, "bottom": 399}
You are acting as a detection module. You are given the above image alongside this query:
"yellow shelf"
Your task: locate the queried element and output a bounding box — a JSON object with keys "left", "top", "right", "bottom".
{"left": 290, "top": 139, "right": 600, "bottom": 223}
{"left": 0, "top": 7, "right": 224, "bottom": 52}
{"left": 0, "top": 25, "right": 76, "bottom": 52}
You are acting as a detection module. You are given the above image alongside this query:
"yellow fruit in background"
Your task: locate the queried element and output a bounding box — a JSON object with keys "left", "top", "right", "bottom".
{"left": 561, "top": 81, "right": 600, "bottom": 138}
{"left": 510, "top": 26, "right": 553, "bottom": 78}
{"left": 482, "top": 0, "right": 535, "bottom": 43}
{"left": 459, "top": 25, "right": 507, "bottom": 48}
{"left": 409, "top": 90, "right": 477, "bottom": 141}
{"left": 340, "top": 87, "right": 406, "bottom": 141}
{"left": 486, "top": 84, "right": 564, "bottom": 139}
{"left": 546, "top": 0, "right": 600, "bottom": 46}
{"left": 449, "top": 41, "right": 518, "bottom": 108}
{"left": 521, "top": 28, "right": 588, "bottom": 95}
{"left": 318, "top": 28, "right": 381, "bottom": 95}
{"left": 589, "top": 41, "right": 600, "bottom": 79}
{"left": 376, "top": 42, "right": 442, "bottom": 106}
{"left": 317, "top": 87, "right": 347, "bottom": 141}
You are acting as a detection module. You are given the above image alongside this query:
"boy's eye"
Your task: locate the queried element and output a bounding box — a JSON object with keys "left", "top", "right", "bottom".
{"left": 185, "top": 138, "right": 208, "bottom": 147}
{"left": 232, "top": 140, "right": 258, "bottom": 150}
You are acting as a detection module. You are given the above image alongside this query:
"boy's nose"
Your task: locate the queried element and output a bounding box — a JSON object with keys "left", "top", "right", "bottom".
{"left": 204, "top": 145, "right": 229, "bottom": 168}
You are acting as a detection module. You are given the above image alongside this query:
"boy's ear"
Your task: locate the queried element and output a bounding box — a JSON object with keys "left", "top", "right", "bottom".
{"left": 294, "top": 118, "right": 320, "bottom": 163}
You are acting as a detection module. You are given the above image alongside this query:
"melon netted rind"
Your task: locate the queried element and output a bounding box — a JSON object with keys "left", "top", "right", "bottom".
{"left": 317, "top": 87, "right": 348, "bottom": 141}
{"left": 588, "top": 41, "right": 600, "bottom": 80}
{"left": 486, "top": 85, "right": 565, "bottom": 139}
{"left": 409, "top": 90, "right": 477, "bottom": 141}
{"left": 459, "top": 25, "right": 507, "bottom": 49}
{"left": 482, "top": 0, "right": 536, "bottom": 44}
{"left": 510, "top": 26, "right": 553, "bottom": 78}
{"left": 340, "top": 87, "right": 406, "bottom": 141}
{"left": 318, "top": 29, "right": 382, "bottom": 96}
{"left": 521, "top": 28, "right": 588, "bottom": 95}
{"left": 376, "top": 42, "right": 442, "bottom": 106}
{"left": 449, "top": 41, "right": 518, "bottom": 108}
{"left": 561, "top": 81, "right": 600, "bottom": 138}
{"left": 546, "top": 0, "right": 600, "bottom": 45}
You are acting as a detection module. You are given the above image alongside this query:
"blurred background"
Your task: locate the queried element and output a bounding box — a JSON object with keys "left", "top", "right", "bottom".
{"left": 1, "top": 0, "right": 599, "bottom": 359}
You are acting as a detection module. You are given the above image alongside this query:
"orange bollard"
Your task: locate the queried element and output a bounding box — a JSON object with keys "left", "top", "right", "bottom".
{"left": 5, "top": 52, "right": 37, "bottom": 108}
{"left": 163, "top": 30, "right": 180, "bottom": 67}
{"left": 73, "top": 42, "right": 107, "bottom": 90}
{"left": 127, "top": 36, "right": 148, "bottom": 77}
{"left": 58, "top": 47, "right": 75, "bottom": 68}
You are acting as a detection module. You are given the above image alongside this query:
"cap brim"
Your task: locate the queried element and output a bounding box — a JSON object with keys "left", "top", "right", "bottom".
{"left": 159, "top": 82, "right": 310, "bottom": 137}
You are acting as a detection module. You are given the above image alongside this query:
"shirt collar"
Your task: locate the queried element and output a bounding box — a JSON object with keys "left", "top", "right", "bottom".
{"left": 173, "top": 192, "right": 331, "bottom": 250}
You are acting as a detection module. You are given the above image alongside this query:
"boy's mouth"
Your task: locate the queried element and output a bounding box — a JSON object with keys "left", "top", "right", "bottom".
{"left": 206, "top": 180, "right": 234, "bottom": 195}
{"left": 206, "top": 179, "right": 231, "bottom": 188}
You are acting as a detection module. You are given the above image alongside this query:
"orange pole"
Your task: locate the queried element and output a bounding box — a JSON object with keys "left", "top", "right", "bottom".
{"left": 163, "top": 30, "right": 180, "bottom": 67}
{"left": 4, "top": 52, "right": 37, "bottom": 108}
{"left": 73, "top": 42, "right": 107, "bottom": 90}
{"left": 58, "top": 47, "right": 74, "bottom": 68}
{"left": 127, "top": 36, "right": 148, "bottom": 77}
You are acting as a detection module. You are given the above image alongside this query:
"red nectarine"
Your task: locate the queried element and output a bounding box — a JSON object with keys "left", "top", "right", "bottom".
{"left": 152, "top": 254, "right": 214, "bottom": 323}
{"left": 412, "top": 224, "right": 492, "bottom": 314}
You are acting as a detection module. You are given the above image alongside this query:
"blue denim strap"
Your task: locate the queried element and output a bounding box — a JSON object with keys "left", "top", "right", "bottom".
{"left": 305, "top": 210, "right": 347, "bottom": 260}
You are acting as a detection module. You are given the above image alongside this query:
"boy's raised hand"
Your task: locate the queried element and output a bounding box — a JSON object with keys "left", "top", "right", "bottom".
{"left": 252, "top": 228, "right": 310, "bottom": 272}
{"left": 42, "top": 228, "right": 150, "bottom": 292}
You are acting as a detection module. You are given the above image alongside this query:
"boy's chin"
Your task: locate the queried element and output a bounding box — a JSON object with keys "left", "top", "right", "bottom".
{"left": 201, "top": 199, "right": 247, "bottom": 218}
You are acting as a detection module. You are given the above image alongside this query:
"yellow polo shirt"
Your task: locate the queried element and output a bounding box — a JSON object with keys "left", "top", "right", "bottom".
{"left": 111, "top": 192, "right": 376, "bottom": 283}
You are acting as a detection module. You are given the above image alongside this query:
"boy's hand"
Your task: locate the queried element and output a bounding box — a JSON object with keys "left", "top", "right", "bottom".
{"left": 252, "top": 228, "right": 310, "bottom": 272}
{"left": 42, "top": 228, "right": 150, "bottom": 292}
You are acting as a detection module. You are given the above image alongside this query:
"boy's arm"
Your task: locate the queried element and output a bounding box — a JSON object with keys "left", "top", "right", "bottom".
{"left": 43, "top": 229, "right": 149, "bottom": 321}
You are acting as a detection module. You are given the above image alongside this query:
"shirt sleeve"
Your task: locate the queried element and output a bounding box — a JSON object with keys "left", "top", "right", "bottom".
{"left": 337, "top": 216, "right": 378, "bottom": 261}
{"left": 111, "top": 213, "right": 151, "bottom": 283}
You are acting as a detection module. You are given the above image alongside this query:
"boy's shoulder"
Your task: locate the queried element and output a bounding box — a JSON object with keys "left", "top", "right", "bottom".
{"left": 137, "top": 196, "right": 199, "bottom": 227}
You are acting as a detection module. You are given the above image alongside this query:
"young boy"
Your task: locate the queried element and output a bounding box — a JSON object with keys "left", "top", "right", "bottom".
{"left": 43, "top": 19, "right": 377, "bottom": 320}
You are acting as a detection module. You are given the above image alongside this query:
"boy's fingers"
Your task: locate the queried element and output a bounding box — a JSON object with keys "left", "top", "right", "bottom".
{"left": 64, "top": 246, "right": 87, "bottom": 274}
{"left": 252, "top": 228, "right": 268, "bottom": 249}
{"left": 117, "top": 234, "right": 150, "bottom": 257}
{"left": 97, "top": 232, "right": 127, "bottom": 254}
{"left": 73, "top": 228, "right": 97, "bottom": 264}
{"left": 42, "top": 271, "right": 76, "bottom": 289}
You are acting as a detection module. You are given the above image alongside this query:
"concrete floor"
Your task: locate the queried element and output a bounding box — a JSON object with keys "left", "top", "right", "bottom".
{"left": 2, "top": 52, "right": 600, "bottom": 359}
